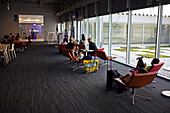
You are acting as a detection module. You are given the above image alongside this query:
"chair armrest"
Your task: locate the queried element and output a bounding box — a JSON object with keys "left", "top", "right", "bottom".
{"left": 108, "top": 57, "right": 116, "bottom": 60}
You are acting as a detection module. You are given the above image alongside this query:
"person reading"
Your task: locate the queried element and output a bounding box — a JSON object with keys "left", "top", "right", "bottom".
{"left": 120, "top": 57, "right": 160, "bottom": 84}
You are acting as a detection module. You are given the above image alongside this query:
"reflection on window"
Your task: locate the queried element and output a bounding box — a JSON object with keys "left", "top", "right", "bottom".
{"left": 159, "top": 4, "right": 170, "bottom": 79}
{"left": 130, "top": 7, "right": 158, "bottom": 67}
{"left": 111, "top": 12, "right": 128, "bottom": 64}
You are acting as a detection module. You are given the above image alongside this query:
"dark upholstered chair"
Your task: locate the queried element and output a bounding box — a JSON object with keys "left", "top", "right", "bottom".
{"left": 78, "top": 44, "right": 85, "bottom": 50}
{"left": 114, "top": 72, "right": 157, "bottom": 105}
{"left": 68, "top": 52, "right": 83, "bottom": 71}
{"left": 149, "top": 62, "right": 164, "bottom": 72}
{"left": 96, "top": 50, "right": 116, "bottom": 69}
{"left": 62, "top": 49, "right": 72, "bottom": 64}
{"left": 58, "top": 44, "right": 67, "bottom": 53}
{"left": 148, "top": 62, "right": 164, "bottom": 88}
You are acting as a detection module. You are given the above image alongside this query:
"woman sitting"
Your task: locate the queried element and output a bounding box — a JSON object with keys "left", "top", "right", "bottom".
{"left": 70, "top": 45, "right": 92, "bottom": 61}
{"left": 145, "top": 58, "right": 160, "bottom": 72}
{"left": 120, "top": 57, "right": 148, "bottom": 83}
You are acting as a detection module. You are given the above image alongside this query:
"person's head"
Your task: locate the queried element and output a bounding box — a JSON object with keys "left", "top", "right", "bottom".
{"left": 136, "top": 57, "right": 145, "bottom": 68}
{"left": 16, "top": 35, "right": 21, "bottom": 41}
{"left": 82, "top": 34, "right": 85, "bottom": 41}
{"left": 63, "top": 38, "right": 67, "bottom": 42}
{"left": 31, "top": 29, "right": 33, "bottom": 30}
{"left": 70, "top": 36, "right": 74, "bottom": 42}
{"left": 12, "top": 36, "right": 15, "bottom": 39}
{"left": 151, "top": 58, "right": 160, "bottom": 65}
{"left": 88, "top": 37, "right": 92, "bottom": 43}
{"left": 10, "top": 33, "right": 12, "bottom": 36}
{"left": 4, "top": 35, "right": 9, "bottom": 39}
{"left": 65, "top": 29, "right": 67, "bottom": 32}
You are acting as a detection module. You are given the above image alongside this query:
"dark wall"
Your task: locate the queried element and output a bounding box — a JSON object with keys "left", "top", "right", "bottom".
{"left": 58, "top": 0, "right": 170, "bottom": 23}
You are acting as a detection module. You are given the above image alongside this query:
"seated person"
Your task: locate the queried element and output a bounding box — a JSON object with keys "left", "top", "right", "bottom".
{"left": 62, "top": 38, "right": 68, "bottom": 44}
{"left": 11, "top": 36, "right": 16, "bottom": 42}
{"left": 66, "top": 36, "right": 75, "bottom": 49}
{"left": 145, "top": 58, "right": 160, "bottom": 72}
{"left": 88, "top": 37, "right": 97, "bottom": 51}
{"left": 120, "top": 57, "right": 148, "bottom": 83}
{"left": 13, "top": 36, "right": 24, "bottom": 50}
{"left": 1, "top": 35, "right": 9, "bottom": 44}
{"left": 71, "top": 45, "right": 92, "bottom": 61}
{"left": 80, "top": 34, "right": 86, "bottom": 44}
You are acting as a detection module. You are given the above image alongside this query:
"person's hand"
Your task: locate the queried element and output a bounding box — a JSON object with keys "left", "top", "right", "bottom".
{"left": 144, "top": 63, "right": 146, "bottom": 67}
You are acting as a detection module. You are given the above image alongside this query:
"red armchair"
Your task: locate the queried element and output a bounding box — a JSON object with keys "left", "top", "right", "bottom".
{"left": 58, "top": 44, "right": 67, "bottom": 53}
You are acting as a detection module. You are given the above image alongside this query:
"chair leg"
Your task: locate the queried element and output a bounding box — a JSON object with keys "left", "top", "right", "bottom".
{"left": 8, "top": 51, "right": 11, "bottom": 61}
{"left": 12, "top": 51, "right": 14, "bottom": 59}
{"left": 132, "top": 88, "right": 135, "bottom": 105}
{"left": 13, "top": 50, "right": 17, "bottom": 58}
{"left": 150, "top": 81, "right": 156, "bottom": 88}
{"left": 72, "top": 63, "right": 83, "bottom": 71}
{"left": 5, "top": 53, "right": 9, "bottom": 64}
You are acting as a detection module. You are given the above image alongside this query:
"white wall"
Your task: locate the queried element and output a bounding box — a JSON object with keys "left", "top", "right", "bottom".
{"left": 0, "top": 3, "right": 57, "bottom": 41}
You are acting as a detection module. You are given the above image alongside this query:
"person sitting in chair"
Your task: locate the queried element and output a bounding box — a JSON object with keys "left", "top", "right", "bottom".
{"left": 66, "top": 36, "right": 75, "bottom": 49}
{"left": 70, "top": 45, "right": 92, "bottom": 61}
{"left": 145, "top": 58, "right": 160, "bottom": 72}
{"left": 120, "top": 57, "right": 148, "bottom": 83}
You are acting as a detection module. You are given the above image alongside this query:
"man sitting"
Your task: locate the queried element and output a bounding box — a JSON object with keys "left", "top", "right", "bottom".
{"left": 66, "top": 36, "right": 75, "bottom": 49}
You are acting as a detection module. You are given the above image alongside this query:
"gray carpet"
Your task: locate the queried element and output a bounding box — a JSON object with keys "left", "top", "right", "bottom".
{"left": 0, "top": 43, "right": 169, "bottom": 113}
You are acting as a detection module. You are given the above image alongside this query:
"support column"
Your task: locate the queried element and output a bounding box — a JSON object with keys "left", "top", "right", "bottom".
{"left": 108, "top": 14, "right": 112, "bottom": 56}
{"left": 87, "top": 18, "right": 89, "bottom": 39}
{"left": 96, "top": 16, "right": 99, "bottom": 47}
{"left": 142, "top": 24, "right": 145, "bottom": 45}
{"left": 92, "top": 22, "right": 94, "bottom": 39}
{"left": 99, "top": 16, "right": 103, "bottom": 48}
{"left": 82, "top": 19, "right": 85, "bottom": 34}
{"left": 78, "top": 21, "right": 81, "bottom": 41}
{"left": 126, "top": 10, "right": 132, "bottom": 64}
{"left": 155, "top": 3, "right": 163, "bottom": 58}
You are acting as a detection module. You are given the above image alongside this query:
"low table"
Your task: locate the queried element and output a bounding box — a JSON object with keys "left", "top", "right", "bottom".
{"left": 162, "top": 67, "right": 170, "bottom": 97}
{"left": 162, "top": 91, "right": 170, "bottom": 97}
{"left": 163, "top": 67, "right": 170, "bottom": 71}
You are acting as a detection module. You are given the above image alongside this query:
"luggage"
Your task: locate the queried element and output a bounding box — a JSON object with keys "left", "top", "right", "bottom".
{"left": 83, "top": 60, "right": 99, "bottom": 73}
{"left": 106, "top": 69, "right": 119, "bottom": 90}
{"left": 106, "top": 58, "right": 120, "bottom": 90}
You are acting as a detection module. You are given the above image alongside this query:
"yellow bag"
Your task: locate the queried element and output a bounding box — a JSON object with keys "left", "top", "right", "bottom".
{"left": 83, "top": 60, "right": 99, "bottom": 73}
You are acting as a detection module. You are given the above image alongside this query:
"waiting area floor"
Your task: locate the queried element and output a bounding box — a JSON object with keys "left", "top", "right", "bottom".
{"left": 0, "top": 43, "right": 169, "bottom": 113}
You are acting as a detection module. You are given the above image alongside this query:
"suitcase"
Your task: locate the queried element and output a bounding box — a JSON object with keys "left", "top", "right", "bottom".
{"left": 83, "top": 60, "right": 99, "bottom": 73}
{"left": 106, "top": 59, "right": 120, "bottom": 90}
{"left": 106, "top": 69, "right": 118, "bottom": 90}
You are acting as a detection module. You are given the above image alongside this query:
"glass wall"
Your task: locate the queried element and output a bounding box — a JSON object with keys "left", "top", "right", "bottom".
{"left": 58, "top": 3, "right": 170, "bottom": 79}
{"left": 160, "top": 4, "right": 170, "bottom": 79}
{"left": 100, "top": 15, "right": 109, "bottom": 55}
{"left": 111, "top": 12, "right": 128, "bottom": 63}
{"left": 130, "top": 7, "right": 158, "bottom": 67}
{"left": 89, "top": 17, "right": 96, "bottom": 42}
{"left": 67, "top": 21, "right": 72, "bottom": 39}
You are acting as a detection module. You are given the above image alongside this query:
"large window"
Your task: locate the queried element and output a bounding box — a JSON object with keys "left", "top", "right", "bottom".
{"left": 130, "top": 7, "right": 158, "bottom": 67}
{"left": 159, "top": 4, "right": 170, "bottom": 79}
{"left": 111, "top": 12, "right": 128, "bottom": 63}
{"left": 99, "top": 15, "right": 109, "bottom": 55}
{"left": 89, "top": 17, "right": 96, "bottom": 43}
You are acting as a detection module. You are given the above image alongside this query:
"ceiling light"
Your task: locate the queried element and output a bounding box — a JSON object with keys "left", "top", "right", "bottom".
{"left": 23, "top": 19, "right": 40, "bottom": 21}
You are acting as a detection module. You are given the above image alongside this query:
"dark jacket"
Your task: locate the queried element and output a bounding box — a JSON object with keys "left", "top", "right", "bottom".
{"left": 66, "top": 42, "right": 74, "bottom": 49}
{"left": 89, "top": 42, "right": 97, "bottom": 51}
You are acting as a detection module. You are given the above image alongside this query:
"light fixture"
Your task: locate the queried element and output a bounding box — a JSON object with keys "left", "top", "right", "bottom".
{"left": 23, "top": 19, "right": 40, "bottom": 21}
{"left": 7, "top": 1, "right": 10, "bottom": 10}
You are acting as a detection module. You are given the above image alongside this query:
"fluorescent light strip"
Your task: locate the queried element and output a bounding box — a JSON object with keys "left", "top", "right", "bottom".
{"left": 23, "top": 19, "right": 40, "bottom": 21}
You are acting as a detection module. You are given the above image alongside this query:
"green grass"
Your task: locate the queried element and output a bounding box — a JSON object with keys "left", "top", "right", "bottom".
{"left": 146, "top": 46, "right": 155, "bottom": 50}
{"left": 137, "top": 54, "right": 170, "bottom": 58}
{"left": 114, "top": 47, "right": 140, "bottom": 52}
{"left": 114, "top": 46, "right": 170, "bottom": 53}
{"left": 141, "top": 51, "right": 155, "bottom": 54}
